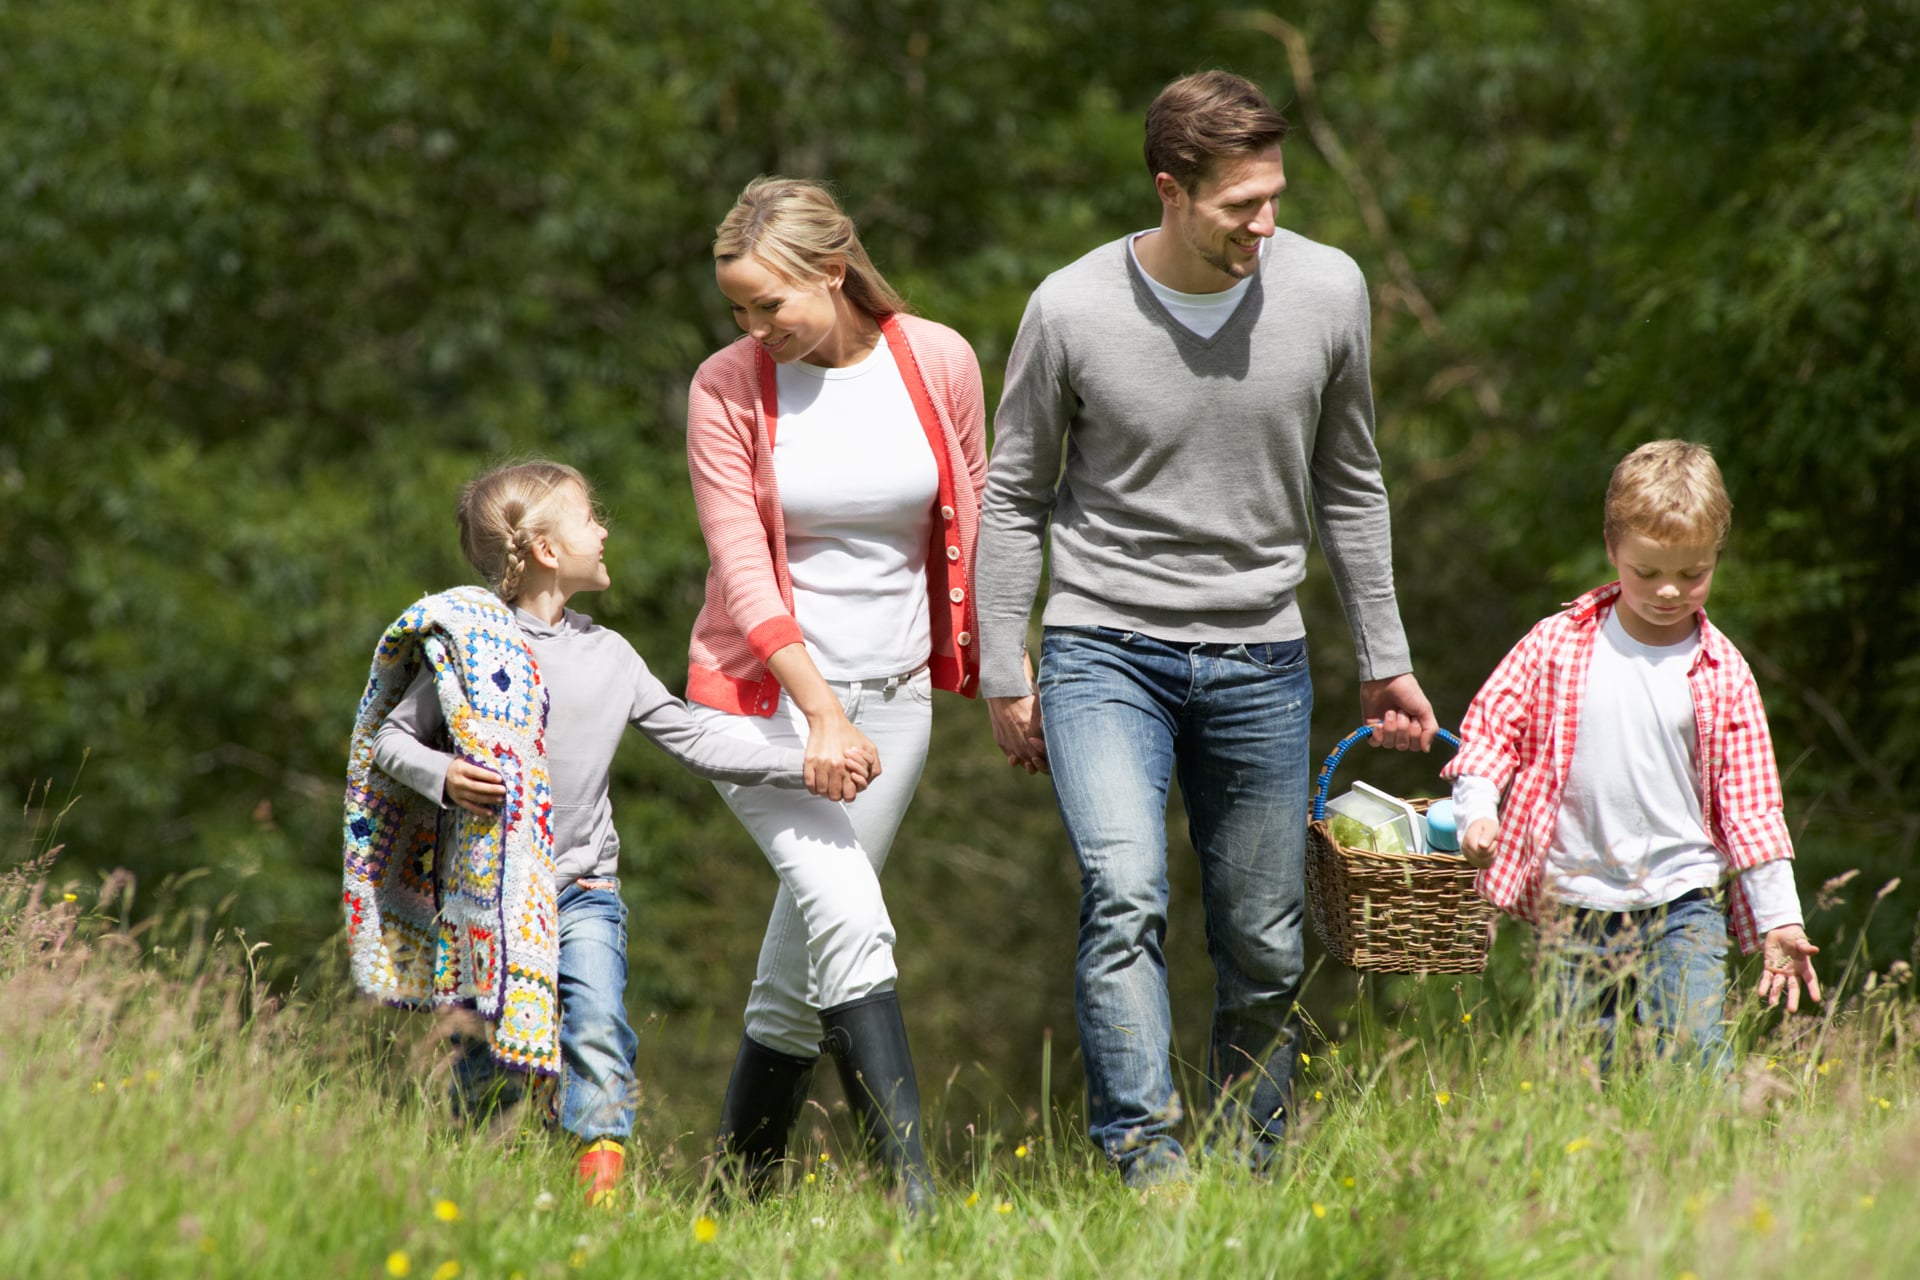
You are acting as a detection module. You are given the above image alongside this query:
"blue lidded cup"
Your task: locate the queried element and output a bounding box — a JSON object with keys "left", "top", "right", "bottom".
{"left": 1423, "top": 798, "right": 1460, "bottom": 853}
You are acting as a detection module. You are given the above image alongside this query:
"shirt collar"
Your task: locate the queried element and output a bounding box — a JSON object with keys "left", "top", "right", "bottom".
{"left": 1565, "top": 580, "right": 1728, "bottom": 672}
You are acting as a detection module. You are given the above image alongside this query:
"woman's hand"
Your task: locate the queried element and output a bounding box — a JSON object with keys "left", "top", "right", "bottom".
{"left": 1758, "top": 924, "right": 1822, "bottom": 1013}
{"left": 804, "top": 709, "right": 880, "bottom": 802}
{"left": 444, "top": 759, "right": 506, "bottom": 816}
{"left": 763, "top": 642, "right": 886, "bottom": 802}
{"left": 1460, "top": 818, "right": 1499, "bottom": 869}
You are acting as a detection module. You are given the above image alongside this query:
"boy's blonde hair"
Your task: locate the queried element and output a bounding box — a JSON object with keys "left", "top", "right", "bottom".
{"left": 713, "top": 176, "right": 911, "bottom": 319}
{"left": 456, "top": 460, "right": 591, "bottom": 602}
{"left": 1604, "top": 440, "right": 1732, "bottom": 550}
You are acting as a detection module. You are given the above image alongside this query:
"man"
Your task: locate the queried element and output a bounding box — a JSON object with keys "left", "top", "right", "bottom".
{"left": 976, "top": 70, "right": 1436, "bottom": 1187}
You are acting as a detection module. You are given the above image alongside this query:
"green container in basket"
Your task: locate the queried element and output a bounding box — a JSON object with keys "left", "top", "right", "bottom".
{"left": 1306, "top": 725, "right": 1493, "bottom": 974}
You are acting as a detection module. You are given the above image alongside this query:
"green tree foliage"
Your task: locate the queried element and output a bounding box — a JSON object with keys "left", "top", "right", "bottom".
{"left": 5, "top": 0, "right": 1917, "bottom": 1121}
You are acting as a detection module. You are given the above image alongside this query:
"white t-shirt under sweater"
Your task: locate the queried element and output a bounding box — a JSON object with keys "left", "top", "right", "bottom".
{"left": 775, "top": 340, "right": 938, "bottom": 680}
{"left": 1454, "top": 609, "right": 1801, "bottom": 931}
{"left": 1129, "top": 232, "right": 1257, "bottom": 339}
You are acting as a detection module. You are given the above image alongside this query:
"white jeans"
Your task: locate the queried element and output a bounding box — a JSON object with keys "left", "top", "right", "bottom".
{"left": 693, "top": 668, "right": 932, "bottom": 1058}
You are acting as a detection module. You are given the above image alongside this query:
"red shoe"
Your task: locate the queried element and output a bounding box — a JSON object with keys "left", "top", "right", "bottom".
{"left": 577, "top": 1139, "right": 626, "bottom": 1208}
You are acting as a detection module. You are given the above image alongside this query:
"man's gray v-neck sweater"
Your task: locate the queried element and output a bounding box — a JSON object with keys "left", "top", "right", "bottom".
{"left": 976, "top": 231, "right": 1412, "bottom": 695}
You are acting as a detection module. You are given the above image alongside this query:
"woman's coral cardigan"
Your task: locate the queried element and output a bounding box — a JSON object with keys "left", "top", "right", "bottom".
{"left": 684, "top": 312, "right": 986, "bottom": 716}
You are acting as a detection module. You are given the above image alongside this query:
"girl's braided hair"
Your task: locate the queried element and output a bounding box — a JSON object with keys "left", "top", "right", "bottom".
{"left": 455, "top": 460, "right": 591, "bottom": 602}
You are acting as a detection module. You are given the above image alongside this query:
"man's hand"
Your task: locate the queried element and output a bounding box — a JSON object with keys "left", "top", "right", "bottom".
{"left": 1359, "top": 672, "right": 1439, "bottom": 751}
{"left": 1460, "top": 818, "right": 1499, "bottom": 869}
{"left": 1758, "top": 924, "right": 1822, "bottom": 1013}
{"left": 988, "top": 695, "right": 1049, "bottom": 775}
{"left": 444, "top": 759, "right": 506, "bottom": 816}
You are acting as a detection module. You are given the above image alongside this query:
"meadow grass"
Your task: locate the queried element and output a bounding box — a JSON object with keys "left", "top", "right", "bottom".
{"left": 4, "top": 843, "right": 1916, "bottom": 1280}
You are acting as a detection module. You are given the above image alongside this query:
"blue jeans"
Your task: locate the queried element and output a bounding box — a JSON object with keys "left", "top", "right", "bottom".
{"left": 1547, "top": 891, "right": 1732, "bottom": 1076}
{"left": 1039, "top": 626, "right": 1313, "bottom": 1179}
{"left": 452, "top": 879, "right": 638, "bottom": 1142}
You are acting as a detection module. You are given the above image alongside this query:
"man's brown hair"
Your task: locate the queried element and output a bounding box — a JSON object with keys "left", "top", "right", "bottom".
{"left": 1144, "top": 70, "right": 1290, "bottom": 191}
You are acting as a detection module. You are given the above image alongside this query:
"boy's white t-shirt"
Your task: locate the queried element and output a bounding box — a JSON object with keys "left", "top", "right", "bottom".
{"left": 774, "top": 340, "right": 938, "bottom": 680}
{"left": 1454, "top": 608, "right": 1801, "bottom": 931}
{"left": 1129, "top": 232, "right": 1257, "bottom": 339}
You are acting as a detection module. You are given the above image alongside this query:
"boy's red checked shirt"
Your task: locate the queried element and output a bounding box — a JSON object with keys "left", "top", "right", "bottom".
{"left": 1441, "top": 582, "right": 1794, "bottom": 953}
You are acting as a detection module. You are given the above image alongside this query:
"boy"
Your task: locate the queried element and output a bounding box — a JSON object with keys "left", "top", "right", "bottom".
{"left": 1443, "top": 441, "right": 1819, "bottom": 1071}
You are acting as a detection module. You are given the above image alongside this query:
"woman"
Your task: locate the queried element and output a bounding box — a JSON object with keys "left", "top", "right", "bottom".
{"left": 683, "top": 176, "right": 984, "bottom": 1213}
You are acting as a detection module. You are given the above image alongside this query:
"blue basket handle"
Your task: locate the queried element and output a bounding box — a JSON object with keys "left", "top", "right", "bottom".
{"left": 1311, "top": 726, "right": 1462, "bottom": 821}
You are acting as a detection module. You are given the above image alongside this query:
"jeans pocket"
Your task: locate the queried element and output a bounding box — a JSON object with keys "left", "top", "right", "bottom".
{"left": 1234, "top": 637, "right": 1308, "bottom": 674}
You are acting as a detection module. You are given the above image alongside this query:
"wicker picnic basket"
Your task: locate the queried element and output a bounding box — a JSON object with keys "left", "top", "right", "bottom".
{"left": 1306, "top": 726, "right": 1493, "bottom": 974}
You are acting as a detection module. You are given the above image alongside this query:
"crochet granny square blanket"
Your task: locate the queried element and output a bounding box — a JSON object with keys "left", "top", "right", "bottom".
{"left": 342, "top": 586, "right": 561, "bottom": 1075}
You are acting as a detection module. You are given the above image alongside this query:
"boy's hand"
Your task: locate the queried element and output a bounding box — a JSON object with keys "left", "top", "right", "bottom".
{"left": 1460, "top": 818, "right": 1499, "bottom": 869}
{"left": 1758, "top": 924, "right": 1822, "bottom": 1013}
{"left": 444, "top": 759, "right": 506, "bottom": 816}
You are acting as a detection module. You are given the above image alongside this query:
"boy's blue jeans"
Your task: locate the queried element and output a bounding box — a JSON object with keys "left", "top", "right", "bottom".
{"left": 1038, "top": 625, "right": 1313, "bottom": 1182}
{"left": 1547, "top": 889, "right": 1733, "bottom": 1076}
{"left": 452, "top": 878, "right": 638, "bottom": 1142}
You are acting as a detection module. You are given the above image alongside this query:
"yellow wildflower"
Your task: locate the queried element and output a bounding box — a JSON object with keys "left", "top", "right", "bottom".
{"left": 1434, "top": 1091, "right": 1451, "bottom": 1106}
{"left": 804, "top": 1173, "right": 817, "bottom": 1185}
{"left": 1519, "top": 1081, "right": 1532, "bottom": 1092}
{"left": 568, "top": 1250, "right": 586, "bottom": 1269}
{"left": 819, "top": 1152, "right": 832, "bottom": 1163}
{"left": 1860, "top": 1196, "right": 1876, "bottom": 1211}
{"left": 995, "top": 1201, "right": 1013, "bottom": 1215}
{"left": 1014, "top": 1144, "right": 1028, "bottom": 1159}
{"left": 386, "top": 1253, "right": 411, "bottom": 1278}
{"left": 1564, "top": 1137, "right": 1591, "bottom": 1155}
{"left": 431, "top": 1263, "right": 460, "bottom": 1280}
{"left": 1313, "top": 1090, "right": 1324, "bottom": 1101}
{"left": 692, "top": 1216, "right": 719, "bottom": 1244}
{"left": 1818, "top": 1060, "right": 1833, "bottom": 1077}
{"left": 432, "top": 1199, "right": 460, "bottom": 1223}
{"left": 89, "top": 1081, "right": 104, "bottom": 1095}
{"left": 965, "top": 1191, "right": 980, "bottom": 1208}
{"left": 1311, "top": 1202, "right": 1327, "bottom": 1219}
{"left": 1342, "top": 1177, "right": 1355, "bottom": 1189}
{"left": 1461, "top": 1013, "right": 1472, "bottom": 1024}
{"left": 1750, "top": 1203, "right": 1775, "bottom": 1235}
{"left": 63, "top": 892, "right": 77, "bottom": 902}
{"left": 1877, "top": 1098, "right": 1893, "bottom": 1110}
{"left": 1300, "top": 1053, "right": 1312, "bottom": 1068}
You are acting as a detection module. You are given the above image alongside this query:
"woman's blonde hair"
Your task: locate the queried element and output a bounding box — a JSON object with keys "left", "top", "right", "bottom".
{"left": 712, "top": 176, "right": 911, "bottom": 318}
{"left": 455, "top": 460, "right": 591, "bottom": 602}
{"left": 1604, "top": 440, "right": 1733, "bottom": 550}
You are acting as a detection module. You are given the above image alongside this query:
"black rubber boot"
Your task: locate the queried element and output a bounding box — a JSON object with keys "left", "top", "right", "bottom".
{"left": 818, "top": 991, "right": 937, "bottom": 1219}
{"left": 714, "top": 1034, "right": 817, "bottom": 1200}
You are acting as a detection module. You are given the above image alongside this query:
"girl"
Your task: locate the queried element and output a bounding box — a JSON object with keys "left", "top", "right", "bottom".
{"left": 344, "top": 460, "right": 848, "bottom": 1206}
{"left": 683, "top": 177, "right": 986, "bottom": 1215}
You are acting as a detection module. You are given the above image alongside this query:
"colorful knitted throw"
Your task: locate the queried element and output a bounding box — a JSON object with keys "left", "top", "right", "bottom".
{"left": 342, "top": 586, "right": 561, "bottom": 1075}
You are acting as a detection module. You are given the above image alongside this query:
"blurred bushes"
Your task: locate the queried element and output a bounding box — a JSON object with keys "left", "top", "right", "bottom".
{"left": 4, "top": 0, "right": 1917, "bottom": 1121}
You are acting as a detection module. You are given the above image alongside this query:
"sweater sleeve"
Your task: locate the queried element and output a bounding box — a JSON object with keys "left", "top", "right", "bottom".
{"left": 370, "top": 666, "right": 455, "bottom": 808}
{"left": 976, "top": 293, "right": 1072, "bottom": 697}
{"left": 626, "top": 645, "right": 806, "bottom": 787}
{"left": 686, "top": 359, "right": 805, "bottom": 663}
{"left": 1308, "top": 262, "right": 1412, "bottom": 682}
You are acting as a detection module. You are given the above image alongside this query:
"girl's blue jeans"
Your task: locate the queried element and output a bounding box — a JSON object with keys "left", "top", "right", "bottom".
{"left": 451, "top": 878, "right": 638, "bottom": 1142}
{"left": 1547, "top": 890, "right": 1733, "bottom": 1076}
{"left": 1038, "top": 624, "right": 1313, "bottom": 1182}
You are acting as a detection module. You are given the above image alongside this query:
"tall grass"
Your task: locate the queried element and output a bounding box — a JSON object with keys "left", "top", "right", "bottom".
{"left": 4, "top": 823, "right": 1916, "bottom": 1278}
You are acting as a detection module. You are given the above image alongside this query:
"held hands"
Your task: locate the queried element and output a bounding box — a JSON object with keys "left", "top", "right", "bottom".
{"left": 444, "top": 759, "right": 507, "bottom": 816}
{"left": 804, "top": 709, "right": 882, "bottom": 802}
{"left": 1359, "top": 672, "right": 1439, "bottom": 751}
{"left": 1757, "top": 924, "right": 1822, "bottom": 1013}
{"left": 988, "top": 695, "right": 1048, "bottom": 775}
{"left": 1460, "top": 818, "right": 1499, "bottom": 870}
{"left": 987, "top": 652, "right": 1049, "bottom": 776}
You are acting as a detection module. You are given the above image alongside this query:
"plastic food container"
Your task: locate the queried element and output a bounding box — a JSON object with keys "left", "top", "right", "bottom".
{"left": 1325, "top": 781, "right": 1423, "bottom": 855}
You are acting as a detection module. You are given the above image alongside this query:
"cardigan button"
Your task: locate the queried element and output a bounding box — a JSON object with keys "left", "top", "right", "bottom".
{"left": 949, "top": 587, "right": 965, "bottom": 604}
{"left": 945, "top": 545, "right": 961, "bottom": 561}
{"left": 957, "top": 631, "right": 971, "bottom": 646}
{"left": 940, "top": 505, "right": 956, "bottom": 521}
